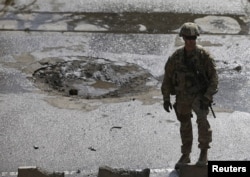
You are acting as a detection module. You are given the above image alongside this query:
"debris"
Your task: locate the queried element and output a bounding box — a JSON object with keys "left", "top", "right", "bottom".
{"left": 33, "top": 145, "right": 39, "bottom": 150}
{"left": 88, "top": 147, "right": 97, "bottom": 151}
{"left": 233, "top": 65, "right": 242, "bottom": 72}
{"left": 110, "top": 126, "right": 122, "bottom": 131}
{"left": 69, "top": 89, "right": 78, "bottom": 95}
{"left": 76, "top": 169, "right": 81, "bottom": 174}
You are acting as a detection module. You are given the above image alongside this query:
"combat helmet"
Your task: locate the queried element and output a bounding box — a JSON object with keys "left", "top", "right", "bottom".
{"left": 179, "top": 22, "right": 200, "bottom": 37}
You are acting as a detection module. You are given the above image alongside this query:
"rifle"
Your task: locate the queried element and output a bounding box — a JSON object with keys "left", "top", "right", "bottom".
{"left": 209, "top": 103, "right": 216, "bottom": 118}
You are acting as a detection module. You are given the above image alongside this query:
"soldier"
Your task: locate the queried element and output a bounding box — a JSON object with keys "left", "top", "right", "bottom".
{"left": 161, "top": 22, "right": 218, "bottom": 169}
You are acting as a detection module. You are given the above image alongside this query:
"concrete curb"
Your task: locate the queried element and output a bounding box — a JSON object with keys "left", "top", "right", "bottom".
{"left": 97, "top": 166, "right": 150, "bottom": 177}
{"left": 16, "top": 166, "right": 151, "bottom": 177}
{"left": 17, "top": 166, "right": 64, "bottom": 177}
{"left": 179, "top": 165, "right": 207, "bottom": 177}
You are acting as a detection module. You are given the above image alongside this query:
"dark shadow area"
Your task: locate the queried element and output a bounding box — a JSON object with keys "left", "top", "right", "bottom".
{"left": 0, "top": 12, "right": 248, "bottom": 34}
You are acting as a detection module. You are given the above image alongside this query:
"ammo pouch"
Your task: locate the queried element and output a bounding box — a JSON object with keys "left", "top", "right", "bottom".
{"left": 173, "top": 70, "right": 203, "bottom": 94}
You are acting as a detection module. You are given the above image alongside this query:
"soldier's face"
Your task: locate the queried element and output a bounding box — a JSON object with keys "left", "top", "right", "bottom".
{"left": 183, "top": 36, "right": 197, "bottom": 51}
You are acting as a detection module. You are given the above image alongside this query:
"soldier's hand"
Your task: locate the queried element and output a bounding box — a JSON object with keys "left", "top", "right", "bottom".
{"left": 163, "top": 101, "right": 172, "bottom": 112}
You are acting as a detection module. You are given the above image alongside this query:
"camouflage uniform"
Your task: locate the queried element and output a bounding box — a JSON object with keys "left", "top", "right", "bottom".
{"left": 161, "top": 45, "right": 218, "bottom": 159}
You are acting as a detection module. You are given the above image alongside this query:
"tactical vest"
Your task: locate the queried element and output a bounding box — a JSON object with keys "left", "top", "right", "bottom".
{"left": 171, "top": 46, "right": 207, "bottom": 95}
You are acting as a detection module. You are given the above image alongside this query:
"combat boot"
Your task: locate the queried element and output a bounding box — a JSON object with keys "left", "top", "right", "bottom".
{"left": 175, "top": 153, "right": 190, "bottom": 169}
{"left": 196, "top": 149, "right": 208, "bottom": 166}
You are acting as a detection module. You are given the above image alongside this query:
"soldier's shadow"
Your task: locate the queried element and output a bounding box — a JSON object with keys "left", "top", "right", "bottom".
{"left": 168, "top": 170, "right": 179, "bottom": 177}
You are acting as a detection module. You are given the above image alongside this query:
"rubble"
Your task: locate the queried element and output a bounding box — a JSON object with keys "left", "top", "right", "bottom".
{"left": 32, "top": 57, "right": 158, "bottom": 98}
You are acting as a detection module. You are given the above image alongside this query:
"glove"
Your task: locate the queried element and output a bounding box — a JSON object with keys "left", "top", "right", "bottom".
{"left": 163, "top": 101, "right": 172, "bottom": 112}
{"left": 200, "top": 96, "right": 211, "bottom": 110}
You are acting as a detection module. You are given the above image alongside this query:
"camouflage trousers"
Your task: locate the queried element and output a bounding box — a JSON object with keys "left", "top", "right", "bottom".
{"left": 174, "top": 93, "right": 212, "bottom": 154}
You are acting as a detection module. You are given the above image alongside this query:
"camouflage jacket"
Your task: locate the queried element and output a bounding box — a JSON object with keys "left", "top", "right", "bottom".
{"left": 161, "top": 45, "right": 218, "bottom": 102}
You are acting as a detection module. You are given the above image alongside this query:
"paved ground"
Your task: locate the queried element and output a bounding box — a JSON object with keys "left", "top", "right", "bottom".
{"left": 1, "top": 1, "right": 250, "bottom": 177}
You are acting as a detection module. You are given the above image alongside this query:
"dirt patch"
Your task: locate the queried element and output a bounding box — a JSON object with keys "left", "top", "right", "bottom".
{"left": 32, "top": 56, "right": 158, "bottom": 99}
